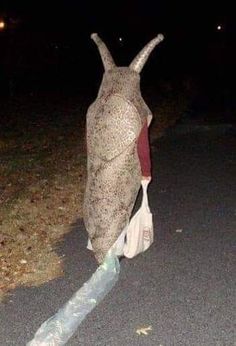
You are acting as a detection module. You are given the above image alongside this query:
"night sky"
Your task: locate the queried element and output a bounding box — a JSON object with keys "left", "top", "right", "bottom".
{"left": 1, "top": 1, "right": 234, "bottom": 37}
{"left": 0, "top": 0, "right": 235, "bottom": 93}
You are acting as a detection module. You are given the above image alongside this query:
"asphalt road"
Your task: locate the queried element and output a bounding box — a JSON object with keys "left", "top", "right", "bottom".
{"left": 1, "top": 124, "right": 235, "bottom": 346}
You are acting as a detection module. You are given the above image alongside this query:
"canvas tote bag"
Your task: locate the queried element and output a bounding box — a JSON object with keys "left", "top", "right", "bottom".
{"left": 124, "top": 179, "right": 153, "bottom": 258}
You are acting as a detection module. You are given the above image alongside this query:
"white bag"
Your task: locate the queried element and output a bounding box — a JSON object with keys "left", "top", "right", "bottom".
{"left": 124, "top": 179, "right": 153, "bottom": 258}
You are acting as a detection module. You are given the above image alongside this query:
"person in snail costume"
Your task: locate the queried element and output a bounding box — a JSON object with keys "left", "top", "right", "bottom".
{"left": 83, "top": 33, "right": 164, "bottom": 264}
{"left": 26, "top": 33, "right": 165, "bottom": 346}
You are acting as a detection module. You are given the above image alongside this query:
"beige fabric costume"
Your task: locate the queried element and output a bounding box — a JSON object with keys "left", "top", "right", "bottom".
{"left": 83, "top": 33, "right": 164, "bottom": 263}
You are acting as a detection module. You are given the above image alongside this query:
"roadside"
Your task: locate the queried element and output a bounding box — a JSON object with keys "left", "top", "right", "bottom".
{"left": 0, "top": 93, "right": 87, "bottom": 300}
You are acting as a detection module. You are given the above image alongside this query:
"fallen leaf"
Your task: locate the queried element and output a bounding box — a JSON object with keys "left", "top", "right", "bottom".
{"left": 136, "top": 325, "right": 152, "bottom": 336}
{"left": 20, "top": 259, "right": 27, "bottom": 264}
{"left": 176, "top": 229, "right": 183, "bottom": 233}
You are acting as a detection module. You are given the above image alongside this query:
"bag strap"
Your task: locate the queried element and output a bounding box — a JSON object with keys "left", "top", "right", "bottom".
{"left": 141, "top": 180, "right": 151, "bottom": 212}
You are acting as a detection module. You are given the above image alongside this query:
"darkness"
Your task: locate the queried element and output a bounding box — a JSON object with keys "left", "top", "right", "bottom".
{"left": 0, "top": 0, "right": 235, "bottom": 120}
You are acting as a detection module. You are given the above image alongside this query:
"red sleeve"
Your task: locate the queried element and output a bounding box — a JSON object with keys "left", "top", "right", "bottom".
{"left": 137, "top": 121, "right": 151, "bottom": 177}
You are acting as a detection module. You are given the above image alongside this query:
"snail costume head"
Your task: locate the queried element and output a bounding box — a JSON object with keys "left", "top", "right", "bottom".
{"left": 83, "top": 33, "right": 164, "bottom": 263}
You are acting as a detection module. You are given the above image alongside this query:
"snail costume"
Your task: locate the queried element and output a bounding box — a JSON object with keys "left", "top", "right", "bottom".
{"left": 83, "top": 33, "right": 164, "bottom": 263}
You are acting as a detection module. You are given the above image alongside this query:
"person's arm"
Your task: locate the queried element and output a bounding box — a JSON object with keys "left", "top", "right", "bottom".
{"left": 137, "top": 120, "right": 151, "bottom": 180}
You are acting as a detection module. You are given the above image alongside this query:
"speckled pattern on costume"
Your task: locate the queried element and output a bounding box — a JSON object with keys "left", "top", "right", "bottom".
{"left": 83, "top": 33, "right": 164, "bottom": 263}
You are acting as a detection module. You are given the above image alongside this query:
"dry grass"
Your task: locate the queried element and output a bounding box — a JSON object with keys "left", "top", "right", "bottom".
{"left": 0, "top": 93, "right": 87, "bottom": 301}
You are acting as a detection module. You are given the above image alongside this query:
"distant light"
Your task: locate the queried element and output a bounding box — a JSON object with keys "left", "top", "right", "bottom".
{"left": 0, "top": 21, "right": 5, "bottom": 30}
{"left": 119, "top": 37, "right": 123, "bottom": 42}
{"left": 217, "top": 25, "right": 222, "bottom": 31}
